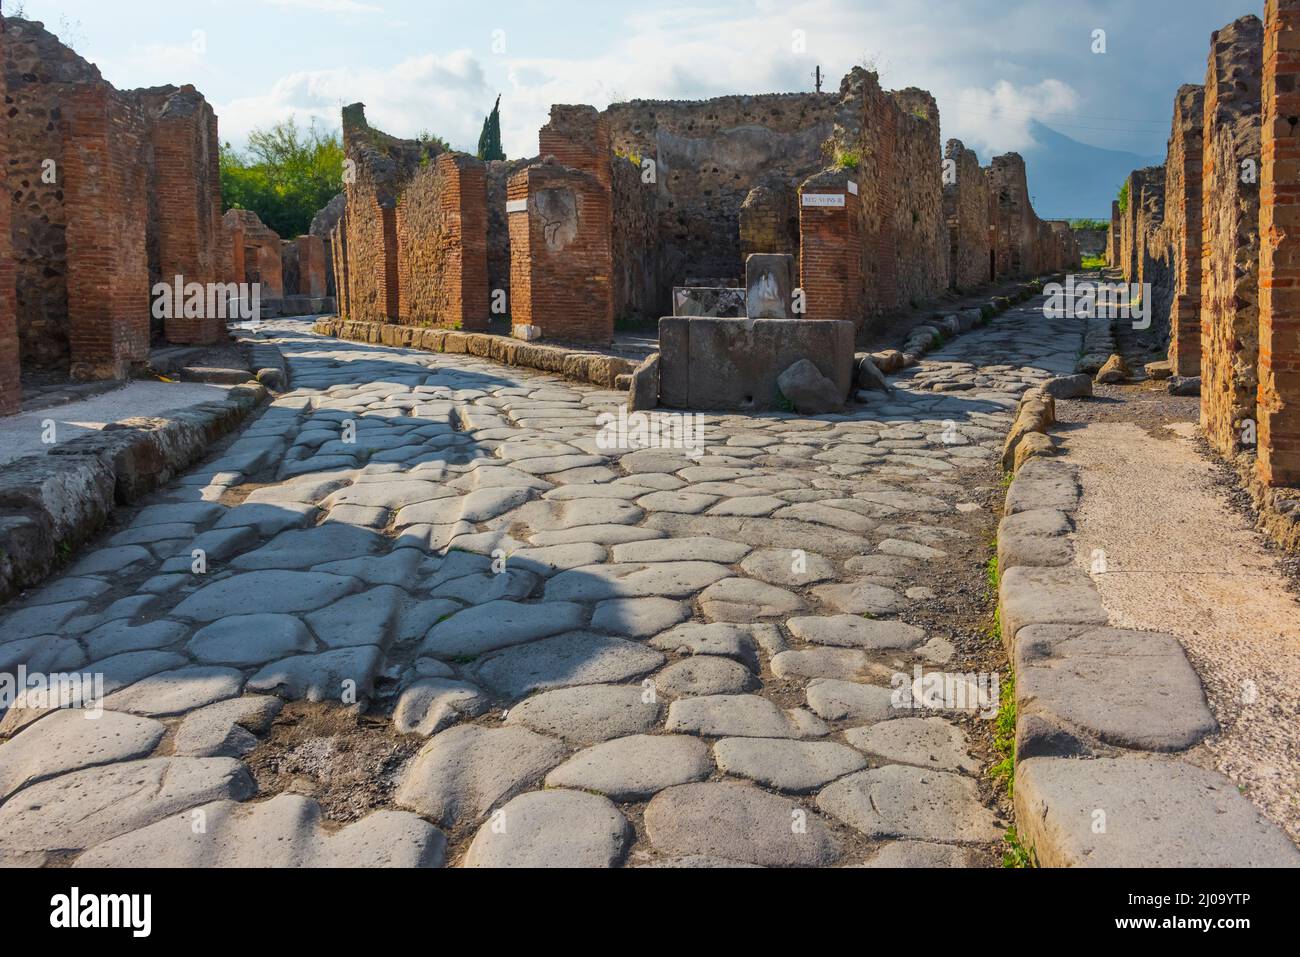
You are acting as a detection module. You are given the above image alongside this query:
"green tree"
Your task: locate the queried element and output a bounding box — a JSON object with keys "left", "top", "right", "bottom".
{"left": 220, "top": 117, "right": 345, "bottom": 238}
{"left": 476, "top": 96, "right": 505, "bottom": 161}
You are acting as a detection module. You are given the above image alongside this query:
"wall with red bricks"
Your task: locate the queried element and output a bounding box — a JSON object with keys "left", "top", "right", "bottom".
{"left": 798, "top": 170, "right": 863, "bottom": 325}
{"left": 296, "top": 234, "right": 328, "bottom": 299}
{"left": 1201, "top": 15, "right": 1263, "bottom": 460}
{"left": 224, "top": 209, "right": 283, "bottom": 300}
{"left": 395, "top": 153, "right": 490, "bottom": 330}
{"left": 0, "top": 16, "right": 20, "bottom": 413}
{"left": 485, "top": 158, "right": 533, "bottom": 320}
{"left": 944, "top": 139, "right": 991, "bottom": 290}
{"left": 1258, "top": 0, "right": 1300, "bottom": 487}
{"left": 507, "top": 160, "right": 614, "bottom": 343}
{"left": 62, "top": 84, "right": 150, "bottom": 381}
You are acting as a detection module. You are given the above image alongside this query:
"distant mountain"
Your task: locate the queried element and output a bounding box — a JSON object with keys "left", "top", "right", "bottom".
{"left": 1019, "top": 121, "right": 1164, "bottom": 221}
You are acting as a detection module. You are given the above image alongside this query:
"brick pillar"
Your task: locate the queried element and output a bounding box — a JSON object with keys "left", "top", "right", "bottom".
{"left": 1169, "top": 87, "right": 1207, "bottom": 377}
{"left": 151, "top": 103, "right": 222, "bottom": 345}
{"left": 1259, "top": 0, "right": 1300, "bottom": 486}
{"left": 0, "top": 16, "right": 20, "bottom": 415}
{"left": 798, "top": 177, "right": 863, "bottom": 325}
{"left": 506, "top": 162, "right": 613, "bottom": 343}
{"left": 63, "top": 86, "right": 150, "bottom": 381}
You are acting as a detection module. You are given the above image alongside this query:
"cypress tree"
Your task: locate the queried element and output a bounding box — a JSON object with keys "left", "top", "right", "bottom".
{"left": 477, "top": 96, "right": 505, "bottom": 161}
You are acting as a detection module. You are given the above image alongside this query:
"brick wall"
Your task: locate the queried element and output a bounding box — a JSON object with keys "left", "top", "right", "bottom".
{"left": 485, "top": 158, "right": 533, "bottom": 318}
{"left": 507, "top": 161, "right": 614, "bottom": 343}
{"left": 310, "top": 193, "right": 345, "bottom": 297}
{"left": 224, "top": 209, "right": 283, "bottom": 300}
{"left": 395, "top": 153, "right": 489, "bottom": 330}
{"left": 0, "top": 15, "right": 19, "bottom": 413}
{"left": 296, "top": 234, "right": 328, "bottom": 299}
{"left": 540, "top": 106, "right": 612, "bottom": 188}
{"left": 1258, "top": 0, "right": 1300, "bottom": 486}
{"left": 1201, "top": 15, "right": 1263, "bottom": 459}
{"left": 62, "top": 84, "right": 150, "bottom": 381}
{"left": 798, "top": 170, "right": 863, "bottom": 324}
{"left": 1107, "top": 201, "right": 1121, "bottom": 266}
{"left": 944, "top": 139, "right": 991, "bottom": 290}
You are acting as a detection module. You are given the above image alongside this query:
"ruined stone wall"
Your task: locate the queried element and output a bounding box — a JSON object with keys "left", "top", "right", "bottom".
{"left": 1256, "top": 0, "right": 1300, "bottom": 486}
{"left": 1074, "top": 228, "right": 1107, "bottom": 258}
{"left": 944, "top": 139, "right": 991, "bottom": 290}
{"left": 1106, "top": 201, "right": 1121, "bottom": 266}
{"left": 889, "top": 89, "right": 948, "bottom": 305}
{"left": 1157, "top": 85, "right": 1207, "bottom": 375}
{"left": 224, "top": 209, "right": 282, "bottom": 299}
{"left": 605, "top": 91, "right": 838, "bottom": 307}
{"left": 739, "top": 180, "right": 800, "bottom": 269}
{"left": 0, "top": 16, "right": 19, "bottom": 414}
{"left": 1201, "top": 15, "right": 1263, "bottom": 459}
{"left": 1135, "top": 166, "right": 1167, "bottom": 290}
{"left": 988, "top": 154, "right": 1038, "bottom": 278}
{"left": 611, "top": 154, "right": 659, "bottom": 323}
{"left": 507, "top": 160, "right": 613, "bottom": 343}
{"left": 310, "top": 193, "right": 346, "bottom": 298}
{"left": 296, "top": 234, "right": 327, "bottom": 299}
{"left": 2, "top": 16, "right": 101, "bottom": 369}
{"left": 395, "top": 153, "right": 489, "bottom": 330}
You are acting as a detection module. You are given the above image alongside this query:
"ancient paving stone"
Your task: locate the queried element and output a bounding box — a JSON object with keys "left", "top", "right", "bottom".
{"left": 313, "top": 548, "right": 425, "bottom": 586}
{"left": 666, "top": 695, "right": 828, "bottom": 739}
{"left": 609, "top": 537, "right": 751, "bottom": 564}
{"left": 505, "top": 684, "right": 662, "bottom": 745}
{"left": 738, "top": 548, "right": 837, "bottom": 586}
{"left": 2, "top": 601, "right": 88, "bottom": 642}
{"left": 505, "top": 499, "right": 643, "bottom": 532}
{"left": 76, "top": 793, "right": 446, "bottom": 868}
{"left": 707, "top": 496, "right": 786, "bottom": 517}
{"left": 642, "top": 513, "right": 873, "bottom": 560}
{"left": 173, "top": 696, "right": 284, "bottom": 758}
{"left": 247, "top": 646, "right": 383, "bottom": 703}
{"left": 472, "top": 633, "right": 665, "bottom": 700}
{"left": 392, "top": 677, "right": 491, "bottom": 736}
{"left": 172, "top": 571, "right": 361, "bottom": 622}
{"left": 811, "top": 581, "right": 905, "bottom": 615}
{"left": 508, "top": 543, "right": 607, "bottom": 576}
{"left": 805, "top": 679, "right": 899, "bottom": 722}
{"left": 231, "top": 524, "right": 385, "bottom": 571}
{"left": 859, "top": 842, "right": 983, "bottom": 868}
{"left": 771, "top": 648, "right": 874, "bottom": 680}
{"left": 590, "top": 596, "right": 691, "bottom": 638}
{"left": 654, "top": 657, "right": 757, "bottom": 697}
{"left": 788, "top": 615, "right": 926, "bottom": 650}
{"left": 83, "top": 620, "right": 189, "bottom": 659}
{"left": 305, "top": 586, "right": 406, "bottom": 648}
{"left": 394, "top": 725, "right": 567, "bottom": 828}
{"left": 463, "top": 790, "right": 632, "bottom": 868}
{"left": 714, "top": 738, "right": 867, "bottom": 793}
{"left": 877, "top": 539, "right": 947, "bottom": 560}
{"left": 546, "top": 735, "right": 713, "bottom": 801}
{"left": 698, "top": 577, "right": 805, "bottom": 622}
{"left": 102, "top": 666, "right": 244, "bottom": 718}
{"left": 0, "top": 758, "right": 255, "bottom": 856}
{"left": 214, "top": 502, "right": 319, "bottom": 537}
{"left": 644, "top": 783, "right": 841, "bottom": 868}
{"left": 420, "top": 600, "right": 587, "bottom": 659}
{"left": 846, "top": 717, "right": 979, "bottom": 773}
{"left": 1021, "top": 756, "right": 1300, "bottom": 868}
{"left": 816, "top": 766, "right": 1001, "bottom": 843}
{"left": 0, "top": 635, "right": 86, "bottom": 676}
{"left": 529, "top": 525, "right": 666, "bottom": 547}
{"left": 648, "top": 623, "right": 761, "bottom": 670}
{"left": 188, "top": 614, "right": 316, "bottom": 666}
{"left": 0, "top": 710, "right": 167, "bottom": 800}
{"left": 544, "top": 561, "right": 734, "bottom": 601}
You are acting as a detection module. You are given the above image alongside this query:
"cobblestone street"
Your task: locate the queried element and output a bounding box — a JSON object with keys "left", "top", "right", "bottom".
{"left": 0, "top": 298, "right": 1085, "bottom": 867}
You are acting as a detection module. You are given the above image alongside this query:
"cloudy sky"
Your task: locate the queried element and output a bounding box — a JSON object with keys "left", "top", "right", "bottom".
{"left": 15, "top": 0, "right": 1260, "bottom": 163}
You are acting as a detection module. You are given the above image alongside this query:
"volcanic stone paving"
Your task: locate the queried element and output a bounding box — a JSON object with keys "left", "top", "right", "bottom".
{"left": 0, "top": 300, "right": 1084, "bottom": 868}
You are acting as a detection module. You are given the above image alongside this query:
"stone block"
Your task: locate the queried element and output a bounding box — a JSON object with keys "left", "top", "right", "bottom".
{"left": 745, "top": 254, "right": 795, "bottom": 320}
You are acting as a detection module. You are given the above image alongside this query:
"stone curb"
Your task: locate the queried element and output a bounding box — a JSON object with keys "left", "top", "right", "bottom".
{"left": 311, "top": 319, "right": 637, "bottom": 391}
{"left": 896, "top": 278, "right": 1053, "bottom": 368}
{"left": 997, "top": 449, "right": 1300, "bottom": 866}
{"left": 0, "top": 380, "right": 270, "bottom": 605}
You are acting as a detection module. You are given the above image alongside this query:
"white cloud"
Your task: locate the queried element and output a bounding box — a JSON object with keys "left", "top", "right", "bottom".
{"left": 947, "top": 79, "right": 1081, "bottom": 155}
{"left": 215, "top": 51, "right": 489, "bottom": 150}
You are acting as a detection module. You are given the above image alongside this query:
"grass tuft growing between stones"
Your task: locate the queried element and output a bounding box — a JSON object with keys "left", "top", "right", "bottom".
{"left": 989, "top": 669, "right": 1016, "bottom": 796}
{"left": 1002, "top": 826, "right": 1036, "bottom": 868}
{"left": 984, "top": 555, "right": 1000, "bottom": 599}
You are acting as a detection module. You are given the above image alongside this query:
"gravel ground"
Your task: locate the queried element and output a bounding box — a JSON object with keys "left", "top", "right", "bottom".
{"left": 1055, "top": 381, "right": 1300, "bottom": 846}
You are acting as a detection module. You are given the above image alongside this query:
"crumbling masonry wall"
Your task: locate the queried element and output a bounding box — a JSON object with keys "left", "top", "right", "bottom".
{"left": 1201, "top": 15, "right": 1263, "bottom": 459}
{"left": 1159, "top": 85, "right": 1207, "bottom": 375}
{"left": 395, "top": 153, "right": 489, "bottom": 330}
{"left": 1107, "top": 201, "right": 1121, "bottom": 267}
{"left": 337, "top": 103, "right": 489, "bottom": 330}
{"left": 944, "top": 139, "right": 991, "bottom": 290}
{"left": 224, "top": 209, "right": 283, "bottom": 300}
{"left": 0, "top": 17, "right": 18, "bottom": 414}
{"left": 611, "top": 154, "right": 659, "bottom": 323}
{"left": 1257, "top": 0, "right": 1300, "bottom": 486}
